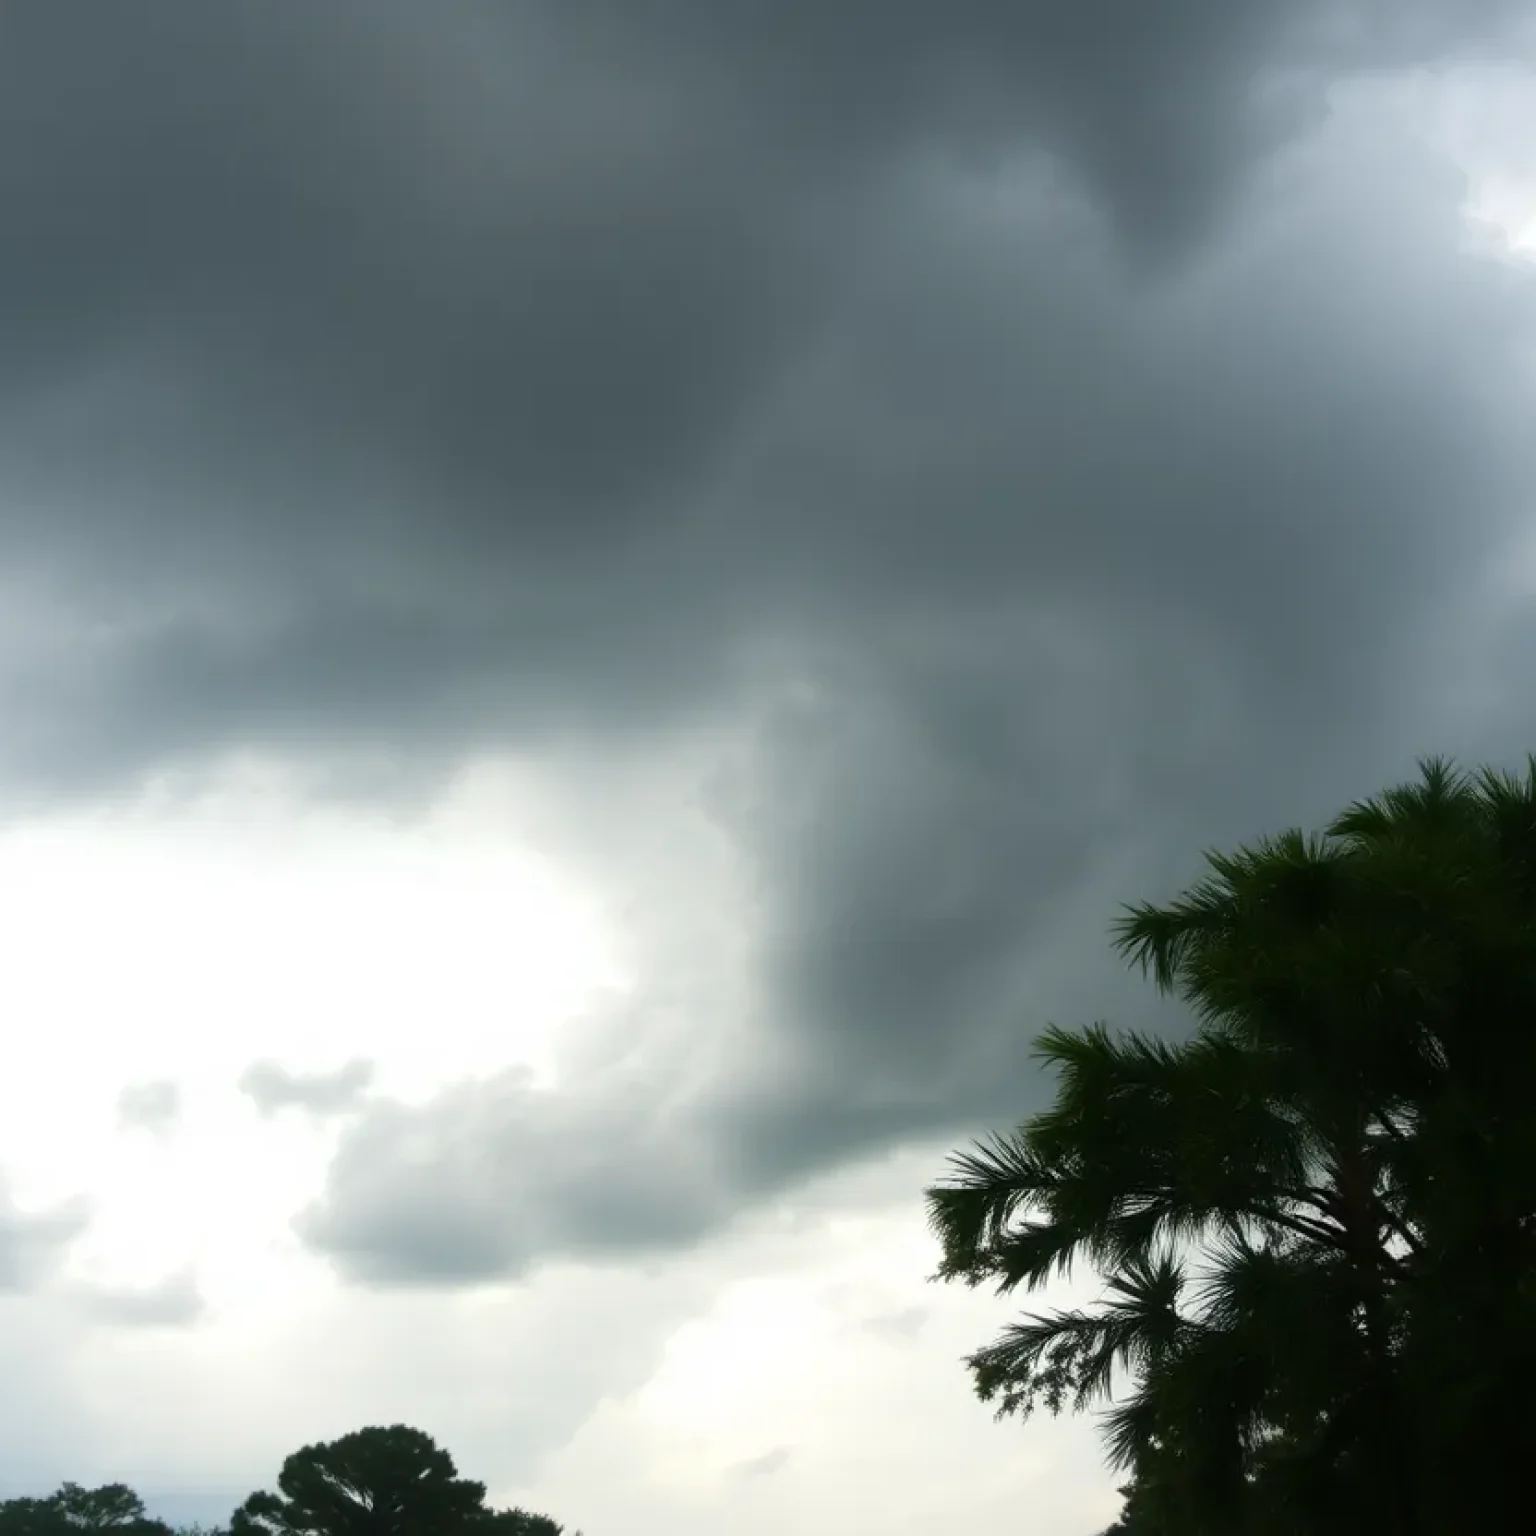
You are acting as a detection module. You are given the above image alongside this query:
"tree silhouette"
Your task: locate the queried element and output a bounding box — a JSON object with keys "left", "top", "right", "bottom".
{"left": 230, "top": 1426, "right": 491, "bottom": 1536}
{"left": 0, "top": 1487, "right": 170, "bottom": 1536}
{"left": 931, "top": 757, "right": 1536, "bottom": 1533}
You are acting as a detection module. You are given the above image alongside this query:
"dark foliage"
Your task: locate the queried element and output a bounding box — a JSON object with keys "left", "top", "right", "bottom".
{"left": 930, "top": 757, "right": 1536, "bottom": 1534}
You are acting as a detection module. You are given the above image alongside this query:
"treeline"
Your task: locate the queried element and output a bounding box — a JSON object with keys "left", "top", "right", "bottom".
{"left": 929, "top": 757, "right": 1536, "bottom": 1533}
{"left": 0, "top": 1427, "right": 569, "bottom": 1536}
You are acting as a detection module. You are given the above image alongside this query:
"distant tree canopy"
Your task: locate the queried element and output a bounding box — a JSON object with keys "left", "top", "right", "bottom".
{"left": 0, "top": 1430, "right": 568, "bottom": 1536}
{"left": 0, "top": 1484, "right": 172, "bottom": 1536}
{"left": 473, "top": 1514, "right": 563, "bottom": 1536}
{"left": 229, "top": 1426, "right": 564, "bottom": 1536}
{"left": 929, "top": 756, "right": 1536, "bottom": 1535}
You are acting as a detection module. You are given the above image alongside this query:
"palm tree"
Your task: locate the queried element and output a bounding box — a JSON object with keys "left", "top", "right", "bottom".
{"left": 928, "top": 757, "right": 1536, "bottom": 1534}
{"left": 931, "top": 1028, "right": 1407, "bottom": 1532}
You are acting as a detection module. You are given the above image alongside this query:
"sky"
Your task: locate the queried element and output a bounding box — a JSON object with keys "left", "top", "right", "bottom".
{"left": 2, "top": 4, "right": 1536, "bottom": 1533}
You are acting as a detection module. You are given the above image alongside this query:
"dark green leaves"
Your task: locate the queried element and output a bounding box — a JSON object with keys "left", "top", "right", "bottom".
{"left": 230, "top": 1427, "right": 561, "bottom": 1536}
{"left": 0, "top": 1488, "right": 171, "bottom": 1536}
{"left": 929, "top": 754, "right": 1536, "bottom": 1533}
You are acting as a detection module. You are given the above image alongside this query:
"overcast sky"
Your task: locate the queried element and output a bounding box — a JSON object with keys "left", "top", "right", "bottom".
{"left": 3, "top": 5, "right": 1536, "bottom": 1533}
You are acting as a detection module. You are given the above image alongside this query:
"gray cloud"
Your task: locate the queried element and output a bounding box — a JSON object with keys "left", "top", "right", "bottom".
{"left": 2, "top": 4, "right": 1535, "bottom": 1285}
{"left": 0, "top": 1184, "right": 91, "bottom": 1293}
{"left": 238, "top": 1059, "right": 375, "bottom": 1119}
{"left": 72, "top": 1267, "right": 204, "bottom": 1329}
{"left": 862, "top": 1308, "right": 931, "bottom": 1344}
{"left": 296, "top": 68, "right": 1536, "bottom": 1284}
{"left": 116, "top": 1080, "right": 182, "bottom": 1137}
{"left": 733, "top": 1447, "right": 792, "bottom": 1480}
{"left": 0, "top": 1, "right": 1527, "bottom": 795}
{"left": 296, "top": 1061, "right": 733, "bottom": 1284}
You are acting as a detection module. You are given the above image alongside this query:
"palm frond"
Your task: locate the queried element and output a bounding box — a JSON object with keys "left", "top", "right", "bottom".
{"left": 1100, "top": 1391, "right": 1163, "bottom": 1473}
{"left": 1099, "top": 1251, "right": 1189, "bottom": 1374}
{"left": 1113, "top": 870, "right": 1239, "bottom": 994}
{"left": 985, "top": 1218, "right": 1086, "bottom": 1291}
{"left": 1329, "top": 755, "right": 1472, "bottom": 845}
{"left": 965, "top": 1306, "right": 1103, "bottom": 1419}
{"left": 926, "top": 1126, "right": 1054, "bottom": 1274}
{"left": 933, "top": 752, "right": 1536, "bottom": 1527}
{"left": 967, "top": 1264, "right": 1193, "bottom": 1424}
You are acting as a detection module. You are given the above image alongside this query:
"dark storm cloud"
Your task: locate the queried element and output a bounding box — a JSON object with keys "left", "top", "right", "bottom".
{"left": 295, "top": 69, "right": 1536, "bottom": 1282}
{"left": 116, "top": 1080, "right": 182, "bottom": 1137}
{"left": 0, "top": 0, "right": 1526, "bottom": 791}
{"left": 238, "top": 1059, "right": 375, "bottom": 1119}
{"left": 1, "top": 3, "right": 1534, "bottom": 1282}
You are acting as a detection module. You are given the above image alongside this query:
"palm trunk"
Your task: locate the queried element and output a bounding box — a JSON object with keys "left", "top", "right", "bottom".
{"left": 1360, "top": 1291, "right": 1419, "bottom": 1536}
{"left": 1338, "top": 1140, "right": 1419, "bottom": 1536}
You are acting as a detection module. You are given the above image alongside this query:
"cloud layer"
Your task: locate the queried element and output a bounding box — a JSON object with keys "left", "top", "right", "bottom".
{"left": 0, "top": 1183, "right": 91, "bottom": 1294}
{"left": 116, "top": 1081, "right": 182, "bottom": 1137}
{"left": 239, "top": 1060, "right": 376, "bottom": 1119}
{"left": 2, "top": 3, "right": 1536, "bottom": 1289}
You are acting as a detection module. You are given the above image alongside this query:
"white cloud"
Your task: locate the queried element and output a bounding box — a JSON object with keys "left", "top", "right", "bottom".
{"left": 0, "top": 754, "right": 618, "bottom": 1168}
{"left": 238, "top": 1059, "right": 376, "bottom": 1118}
{"left": 115, "top": 1081, "right": 182, "bottom": 1137}
{"left": 71, "top": 1267, "right": 204, "bottom": 1329}
{"left": 1431, "top": 63, "right": 1536, "bottom": 260}
{"left": 525, "top": 1152, "right": 1122, "bottom": 1536}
